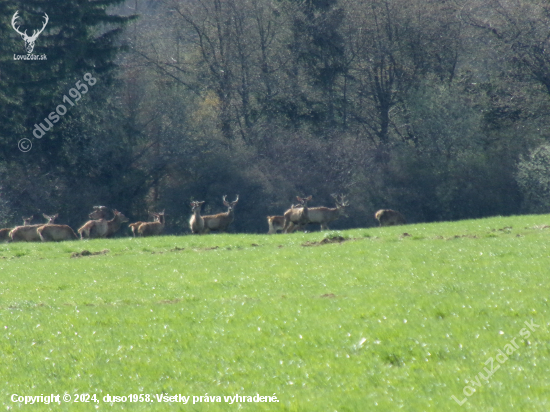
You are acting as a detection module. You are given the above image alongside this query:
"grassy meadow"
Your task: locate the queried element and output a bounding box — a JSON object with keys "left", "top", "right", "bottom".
{"left": 1, "top": 214, "right": 549, "bottom": 411}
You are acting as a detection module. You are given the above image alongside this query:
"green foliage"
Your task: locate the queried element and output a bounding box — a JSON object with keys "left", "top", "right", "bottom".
{"left": 0, "top": 215, "right": 550, "bottom": 410}
{"left": 516, "top": 145, "right": 550, "bottom": 213}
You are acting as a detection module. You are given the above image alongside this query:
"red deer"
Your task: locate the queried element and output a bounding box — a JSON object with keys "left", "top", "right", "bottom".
{"left": 267, "top": 215, "right": 285, "bottom": 234}
{"left": 9, "top": 214, "right": 58, "bottom": 242}
{"left": 78, "top": 210, "right": 128, "bottom": 239}
{"left": 307, "top": 194, "right": 349, "bottom": 230}
{"left": 375, "top": 209, "right": 406, "bottom": 226}
{"left": 89, "top": 206, "right": 109, "bottom": 220}
{"left": 283, "top": 196, "right": 312, "bottom": 233}
{"left": 202, "top": 195, "right": 239, "bottom": 233}
{"left": 0, "top": 217, "right": 32, "bottom": 242}
{"left": 189, "top": 201, "right": 205, "bottom": 234}
{"left": 38, "top": 223, "right": 77, "bottom": 241}
{"left": 129, "top": 222, "right": 145, "bottom": 237}
{"left": 138, "top": 211, "right": 165, "bottom": 237}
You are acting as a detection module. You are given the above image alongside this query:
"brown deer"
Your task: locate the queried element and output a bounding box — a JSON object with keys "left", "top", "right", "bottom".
{"left": 129, "top": 221, "right": 146, "bottom": 237}
{"left": 9, "top": 214, "right": 58, "bottom": 242}
{"left": 375, "top": 209, "right": 406, "bottom": 226}
{"left": 78, "top": 209, "right": 128, "bottom": 239}
{"left": 267, "top": 215, "right": 285, "bottom": 234}
{"left": 0, "top": 216, "right": 32, "bottom": 242}
{"left": 38, "top": 223, "right": 78, "bottom": 241}
{"left": 189, "top": 201, "right": 205, "bottom": 234}
{"left": 89, "top": 206, "right": 110, "bottom": 220}
{"left": 138, "top": 211, "right": 165, "bottom": 237}
{"left": 202, "top": 195, "right": 239, "bottom": 233}
{"left": 283, "top": 196, "right": 312, "bottom": 233}
{"left": 307, "top": 194, "right": 349, "bottom": 230}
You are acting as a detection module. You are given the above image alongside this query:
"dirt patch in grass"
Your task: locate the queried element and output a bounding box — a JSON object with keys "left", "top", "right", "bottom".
{"left": 159, "top": 298, "right": 181, "bottom": 304}
{"left": 302, "top": 236, "right": 347, "bottom": 246}
{"left": 71, "top": 249, "right": 110, "bottom": 258}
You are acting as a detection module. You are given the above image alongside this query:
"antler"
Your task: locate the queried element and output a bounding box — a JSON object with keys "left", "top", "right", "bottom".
{"left": 29, "top": 13, "right": 48, "bottom": 41}
{"left": 11, "top": 11, "right": 48, "bottom": 40}
{"left": 11, "top": 11, "right": 26, "bottom": 37}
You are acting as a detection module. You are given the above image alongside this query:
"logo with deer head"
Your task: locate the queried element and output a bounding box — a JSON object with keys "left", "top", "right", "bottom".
{"left": 11, "top": 11, "right": 49, "bottom": 54}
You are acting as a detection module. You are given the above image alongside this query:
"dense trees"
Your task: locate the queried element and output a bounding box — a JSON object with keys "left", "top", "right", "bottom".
{"left": 2, "top": 0, "right": 550, "bottom": 233}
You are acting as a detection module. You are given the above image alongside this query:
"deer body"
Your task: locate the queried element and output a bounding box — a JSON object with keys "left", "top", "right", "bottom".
{"left": 78, "top": 210, "right": 128, "bottom": 239}
{"left": 306, "top": 195, "right": 349, "bottom": 230}
{"left": 267, "top": 216, "right": 285, "bottom": 234}
{"left": 202, "top": 196, "right": 239, "bottom": 234}
{"left": 138, "top": 211, "right": 165, "bottom": 237}
{"left": 9, "top": 214, "right": 57, "bottom": 242}
{"left": 283, "top": 196, "right": 312, "bottom": 233}
{"left": 375, "top": 209, "right": 406, "bottom": 226}
{"left": 189, "top": 201, "right": 205, "bottom": 234}
{"left": 38, "top": 224, "right": 77, "bottom": 241}
{"left": 129, "top": 222, "right": 146, "bottom": 237}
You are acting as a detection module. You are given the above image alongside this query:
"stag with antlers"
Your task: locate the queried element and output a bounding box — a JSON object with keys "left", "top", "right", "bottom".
{"left": 12, "top": 11, "right": 49, "bottom": 54}
{"left": 202, "top": 195, "right": 239, "bottom": 233}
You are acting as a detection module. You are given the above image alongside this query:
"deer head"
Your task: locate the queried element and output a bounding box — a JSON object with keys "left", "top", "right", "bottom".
{"left": 331, "top": 194, "right": 349, "bottom": 216}
{"left": 223, "top": 195, "right": 239, "bottom": 212}
{"left": 42, "top": 213, "right": 58, "bottom": 223}
{"left": 12, "top": 11, "right": 49, "bottom": 54}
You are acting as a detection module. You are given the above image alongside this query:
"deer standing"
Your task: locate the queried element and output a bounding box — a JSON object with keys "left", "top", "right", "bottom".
{"left": 375, "top": 209, "right": 406, "bottom": 226}
{"left": 9, "top": 214, "right": 57, "bottom": 242}
{"left": 189, "top": 201, "right": 206, "bottom": 234}
{"left": 267, "top": 215, "right": 285, "bottom": 234}
{"left": 306, "top": 194, "right": 349, "bottom": 230}
{"left": 78, "top": 209, "right": 128, "bottom": 239}
{"left": 137, "top": 211, "right": 165, "bottom": 237}
{"left": 129, "top": 221, "right": 145, "bottom": 237}
{"left": 202, "top": 195, "right": 239, "bottom": 233}
{"left": 283, "top": 196, "right": 312, "bottom": 233}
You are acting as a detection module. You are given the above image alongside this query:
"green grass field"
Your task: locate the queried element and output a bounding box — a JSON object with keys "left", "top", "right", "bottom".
{"left": 1, "top": 214, "right": 549, "bottom": 411}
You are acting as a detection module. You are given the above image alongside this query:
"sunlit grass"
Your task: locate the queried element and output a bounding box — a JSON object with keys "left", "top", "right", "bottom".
{"left": 0, "top": 215, "right": 549, "bottom": 410}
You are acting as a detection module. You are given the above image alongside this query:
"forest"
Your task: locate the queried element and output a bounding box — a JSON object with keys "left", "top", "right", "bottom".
{"left": 1, "top": 0, "right": 550, "bottom": 234}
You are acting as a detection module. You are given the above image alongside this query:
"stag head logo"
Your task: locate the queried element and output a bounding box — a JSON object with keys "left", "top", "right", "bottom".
{"left": 11, "top": 11, "right": 49, "bottom": 54}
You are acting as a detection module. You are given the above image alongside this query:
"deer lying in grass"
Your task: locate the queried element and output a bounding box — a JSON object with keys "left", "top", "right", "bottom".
{"left": 202, "top": 195, "right": 239, "bottom": 233}
{"left": 38, "top": 221, "right": 77, "bottom": 241}
{"left": 375, "top": 209, "right": 406, "bottom": 226}
{"left": 267, "top": 215, "right": 285, "bottom": 234}
{"left": 78, "top": 210, "right": 128, "bottom": 239}
{"left": 189, "top": 201, "right": 205, "bottom": 234}
{"left": 9, "top": 214, "right": 58, "bottom": 242}
{"left": 283, "top": 196, "right": 312, "bottom": 233}
{"left": 306, "top": 194, "right": 349, "bottom": 230}
{"left": 137, "top": 211, "right": 165, "bottom": 237}
{"left": 0, "top": 217, "right": 28, "bottom": 242}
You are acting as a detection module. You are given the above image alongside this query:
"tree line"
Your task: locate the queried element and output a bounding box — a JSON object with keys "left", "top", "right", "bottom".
{"left": 1, "top": 0, "right": 550, "bottom": 234}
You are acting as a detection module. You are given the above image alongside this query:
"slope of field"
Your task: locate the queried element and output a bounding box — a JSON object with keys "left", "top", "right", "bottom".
{"left": 0, "top": 215, "right": 549, "bottom": 411}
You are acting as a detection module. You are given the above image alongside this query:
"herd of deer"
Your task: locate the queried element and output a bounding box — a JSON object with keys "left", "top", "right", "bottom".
{"left": 0, "top": 194, "right": 406, "bottom": 242}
